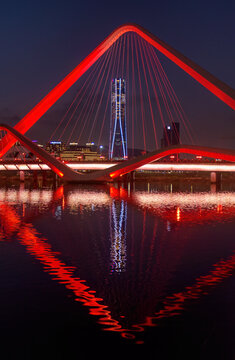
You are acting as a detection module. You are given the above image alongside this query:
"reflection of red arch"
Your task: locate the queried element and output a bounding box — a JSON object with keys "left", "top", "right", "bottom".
{"left": 2, "top": 195, "right": 235, "bottom": 341}
{"left": 1, "top": 23, "right": 234, "bottom": 157}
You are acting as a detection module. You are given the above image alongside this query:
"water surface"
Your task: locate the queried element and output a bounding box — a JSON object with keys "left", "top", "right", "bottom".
{"left": 1, "top": 181, "right": 235, "bottom": 358}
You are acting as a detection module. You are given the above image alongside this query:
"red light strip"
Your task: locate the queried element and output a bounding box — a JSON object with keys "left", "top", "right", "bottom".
{"left": 0, "top": 23, "right": 233, "bottom": 158}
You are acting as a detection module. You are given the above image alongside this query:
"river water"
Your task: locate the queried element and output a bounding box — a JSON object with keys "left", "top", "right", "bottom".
{"left": 1, "top": 180, "right": 235, "bottom": 359}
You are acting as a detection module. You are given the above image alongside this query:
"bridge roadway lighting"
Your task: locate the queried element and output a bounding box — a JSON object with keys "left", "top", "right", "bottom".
{"left": 2, "top": 124, "right": 235, "bottom": 182}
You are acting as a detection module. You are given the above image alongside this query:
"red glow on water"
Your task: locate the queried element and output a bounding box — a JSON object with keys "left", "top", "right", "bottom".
{"left": 0, "top": 204, "right": 21, "bottom": 239}
{"left": 140, "top": 252, "right": 235, "bottom": 326}
{"left": 53, "top": 186, "right": 64, "bottom": 201}
{"left": 109, "top": 186, "right": 128, "bottom": 199}
{"left": 176, "top": 207, "right": 181, "bottom": 222}
{"left": 2, "top": 189, "right": 235, "bottom": 343}
{"left": 0, "top": 203, "right": 130, "bottom": 337}
{"left": 109, "top": 186, "right": 119, "bottom": 198}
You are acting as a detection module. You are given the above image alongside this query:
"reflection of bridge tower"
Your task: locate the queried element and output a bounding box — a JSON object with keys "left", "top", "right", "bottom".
{"left": 109, "top": 199, "right": 127, "bottom": 273}
{"left": 109, "top": 78, "right": 128, "bottom": 160}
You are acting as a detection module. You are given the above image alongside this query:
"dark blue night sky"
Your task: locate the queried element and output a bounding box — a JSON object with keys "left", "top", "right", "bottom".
{"left": 0, "top": 0, "right": 234, "bottom": 148}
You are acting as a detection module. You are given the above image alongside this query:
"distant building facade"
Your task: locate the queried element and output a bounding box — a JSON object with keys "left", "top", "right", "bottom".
{"left": 60, "top": 143, "right": 102, "bottom": 162}
{"left": 45, "top": 141, "right": 66, "bottom": 158}
{"left": 46, "top": 141, "right": 104, "bottom": 162}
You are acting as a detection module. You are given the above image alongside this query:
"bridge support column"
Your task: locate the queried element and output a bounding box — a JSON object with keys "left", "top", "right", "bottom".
{"left": 19, "top": 170, "right": 25, "bottom": 182}
{"left": 210, "top": 171, "right": 222, "bottom": 184}
{"left": 53, "top": 172, "right": 58, "bottom": 187}
{"left": 210, "top": 171, "right": 216, "bottom": 183}
{"left": 210, "top": 171, "right": 222, "bottom": 191}
{"left": 33, "top": 170, "right": 38, "bottom": 183}
{"left": 115, "top": 171, "right": 135, "bottom": 183}
{"left": 125, "top": 171, "right": 135, "bottom": 182}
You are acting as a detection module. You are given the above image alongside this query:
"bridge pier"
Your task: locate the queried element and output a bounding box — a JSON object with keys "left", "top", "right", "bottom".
{"left": 19, "top": 170, "right": 25, "bottom": 182}
{"left": 121, "top": 171, "right": 135, "bottom": 183}
{"left": 33, "top": 170, "right": 38, "bottom": 184}
{"left": 210, "top": 171, "right": 222, "bottom": 191}
{"left": 53, "top": 172, "right": 58, "bottom": 187}
{"left": 210, "top": 171, "right": 221, "bottom": 184}
{"left": 112, "top": 172, "right": 135, "bottom": 184}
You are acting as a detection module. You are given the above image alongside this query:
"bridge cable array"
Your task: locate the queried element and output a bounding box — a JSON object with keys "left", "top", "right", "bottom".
{"left": 46, "top": 33, "right": 195, "bottom": 156}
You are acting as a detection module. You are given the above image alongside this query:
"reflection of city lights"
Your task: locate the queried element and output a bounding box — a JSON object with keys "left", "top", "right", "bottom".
{"left": 67, "top": 191, "right": 110, "bottom": 207}
{"left": 18, "top": 190, "right": 29, "bottom": 202}
{"left": 6, "top": 190, "right": 17, "bottom": 202}
{"left": 134, "top": 192, "right": 235, "bottom": 224}
{"left": 110, "top": 200, "right": 127, "bottom": 273}
{"left": 0, "top": 189, "right": 53, "bottom": 205}
{"left": 40, "top": 191, "right": 53, "bottom": 203}
{"left": 134, "top": 192, "right": 235, "bottom": 208}
{"left": 167, "top": 220, "right": 171, "bottom": 232}
{"left": 30, "top": 191, "right": 41, "bottom": 203}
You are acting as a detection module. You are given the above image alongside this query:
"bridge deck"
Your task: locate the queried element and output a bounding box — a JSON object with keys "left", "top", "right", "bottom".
{"left": 2, "top": 161, "right": 235, "bottom": 173}
{"left": 2, "top": 124, "right": 235, "bottom": 182}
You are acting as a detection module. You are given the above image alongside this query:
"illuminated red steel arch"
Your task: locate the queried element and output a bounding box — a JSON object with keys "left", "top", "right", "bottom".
{"left": 0, "top": 23, "right": 234, "bottom": 157}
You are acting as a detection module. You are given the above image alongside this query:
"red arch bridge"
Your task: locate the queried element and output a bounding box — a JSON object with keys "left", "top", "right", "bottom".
{"left": 0, "top": 24, "right": 234, "bottom": 182}
{"left": 1, "top": 124, "right": 235, "bottom": 183}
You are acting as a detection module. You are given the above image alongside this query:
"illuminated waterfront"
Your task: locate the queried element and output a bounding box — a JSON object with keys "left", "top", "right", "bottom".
{"left": 1, "top": 181, "right": 235, "bottom": 357}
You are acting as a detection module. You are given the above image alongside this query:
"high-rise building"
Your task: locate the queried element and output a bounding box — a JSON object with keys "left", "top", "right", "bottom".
{"left": 109, "top": 78, "right": 128, "bottom": 160}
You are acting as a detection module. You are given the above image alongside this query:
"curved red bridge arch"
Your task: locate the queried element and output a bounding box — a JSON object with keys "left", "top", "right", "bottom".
{"left": 0, "top": 23, "right": 234, "bottom": 157}
{"left": 108, "top": 144, "right": 235, "bottom": 179}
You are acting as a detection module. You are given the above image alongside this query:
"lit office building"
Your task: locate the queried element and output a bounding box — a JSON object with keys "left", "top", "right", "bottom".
{"left": 109, "top": 78, "right": 128, "bottom": 160}
{"left": 60, "top": 143, "right": 102, "bottom": 162}
{"left": 46, "top": 141, "right": 66, "bottom": 157}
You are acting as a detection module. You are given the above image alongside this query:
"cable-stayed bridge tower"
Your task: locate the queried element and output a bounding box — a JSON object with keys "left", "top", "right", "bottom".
{"left": 109, "top": 78, "right": 128, "bottom": 160}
